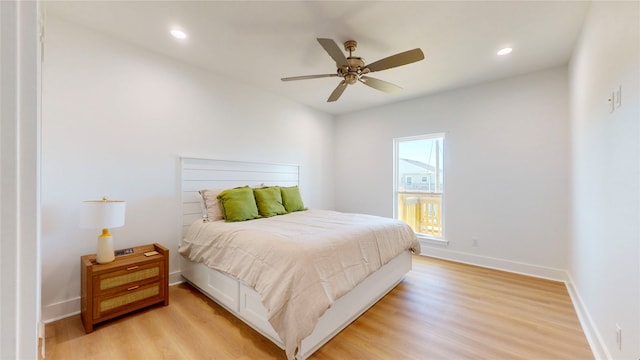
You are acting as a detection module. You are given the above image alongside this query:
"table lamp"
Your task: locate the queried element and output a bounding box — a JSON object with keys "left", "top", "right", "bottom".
{"left": 80, "top": 197, "right": 126, "bottom": 264}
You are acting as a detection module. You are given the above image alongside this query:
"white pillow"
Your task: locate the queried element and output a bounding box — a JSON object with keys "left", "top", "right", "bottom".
{"left": 196, "top": 192, "right": 207, "bottom": 219}
{"left": 198, "top": 189, "right": 224, "bottom": 221}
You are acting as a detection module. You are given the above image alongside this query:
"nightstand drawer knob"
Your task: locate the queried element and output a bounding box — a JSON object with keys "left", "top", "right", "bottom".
{"left": 127, "top": 285, "right": 139, "bottom": 291}
{"left": 126, "top": 266, "right": 139, "bottom": 271}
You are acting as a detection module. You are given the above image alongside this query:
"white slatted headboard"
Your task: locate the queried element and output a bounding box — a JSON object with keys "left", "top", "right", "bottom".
{"left": 181, "top": 157, "right": 300, "bottom": 235}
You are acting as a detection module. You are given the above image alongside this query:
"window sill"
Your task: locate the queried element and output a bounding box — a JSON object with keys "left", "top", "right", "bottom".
{"left": 416, "top": 235, "right": 449, "bottom": 247}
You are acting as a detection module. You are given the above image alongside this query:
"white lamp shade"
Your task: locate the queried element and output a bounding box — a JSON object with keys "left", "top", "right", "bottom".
{"left": 80, "top": 199, "right": 126, "bottom": 229}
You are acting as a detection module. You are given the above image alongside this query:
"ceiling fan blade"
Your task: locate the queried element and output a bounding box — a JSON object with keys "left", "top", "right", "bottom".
{"left": 281, "top": 74, "right": 338, "bottom": 81}
{"left": 317, "top": 38, "right": 349, "bottom": 68}
{"left": 359, "top": 76, "right": 402, "bottom": 93}
{"left": 364, "top": 48, "right": 425, "bottom": 73}
{"left": 327, "top": 80, "right": 347, "bottom": 102}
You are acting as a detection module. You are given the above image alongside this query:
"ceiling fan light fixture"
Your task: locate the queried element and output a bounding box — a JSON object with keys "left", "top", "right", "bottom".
{"left": 344, "top": 73, "right": 358, "bottom": 85}
{"left": 497, "top": 47, "right": 513, "bottom": 56}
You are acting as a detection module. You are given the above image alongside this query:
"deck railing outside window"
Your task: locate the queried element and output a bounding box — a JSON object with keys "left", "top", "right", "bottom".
{"left": 398, "top": 192, "right": 442, "bottom": 237}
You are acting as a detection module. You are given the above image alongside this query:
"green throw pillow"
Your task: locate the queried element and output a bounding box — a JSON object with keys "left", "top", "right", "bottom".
{"left": 280, "top": 186, "right": 305, "bottom": 212}
{"left": 253, "top": 187, "right": 287, "bottom": 217}
{"left": 217, "top": 186, "right": 260, "bottom": 222}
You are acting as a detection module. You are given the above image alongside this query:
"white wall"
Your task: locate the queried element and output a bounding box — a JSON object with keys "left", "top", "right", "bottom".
{"left": 41, "top": 16, "right": 335, "bottom": 321}
{"left": 334, "top": 67, "right": 570, "bottom": 278}
{"left": 0, "top": 1, "right": 41, "bottom": 357}
{"left": 569, "top": 2, "right": 640, "bottom": 359}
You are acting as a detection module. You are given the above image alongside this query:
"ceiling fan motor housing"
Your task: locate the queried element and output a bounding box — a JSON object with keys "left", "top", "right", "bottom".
{"left": 338, "top": 56, "right": 365, "bottom": 84}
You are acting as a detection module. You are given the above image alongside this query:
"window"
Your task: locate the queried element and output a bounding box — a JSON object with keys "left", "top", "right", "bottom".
{"left": 394, "top": 134, "right": 444, "bottom": 239}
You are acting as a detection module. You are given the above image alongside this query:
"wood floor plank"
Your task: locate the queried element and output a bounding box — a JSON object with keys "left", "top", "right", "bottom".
{"left": 44, "top": 256, "right": 593, "bottom": 359}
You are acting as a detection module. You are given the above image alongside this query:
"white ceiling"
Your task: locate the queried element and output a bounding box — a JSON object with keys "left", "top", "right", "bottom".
{"left": 45, "top": 1, "right": 590, "bottom": 116}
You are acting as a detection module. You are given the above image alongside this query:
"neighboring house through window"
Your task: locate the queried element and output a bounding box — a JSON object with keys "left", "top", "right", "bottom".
{"left": 394, "top": 134, "right": 444, "bottom": 240}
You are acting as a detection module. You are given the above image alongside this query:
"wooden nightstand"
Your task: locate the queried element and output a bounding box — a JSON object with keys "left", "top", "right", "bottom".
{"left": 80, "top": 243, "right": 169, "bottom": 333}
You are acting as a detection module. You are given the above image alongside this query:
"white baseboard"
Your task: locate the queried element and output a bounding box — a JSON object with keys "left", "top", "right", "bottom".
{"left": 42, "top": 270, "right": 184, "bottom": 323}
{"left": 564, "top": 272, "right": 610, "bottom": 360}
{"left": 42, "top": 297, "right": 80, "bottom": 324}
{"left": 422, "top": 247, "right": 566, "bottom": 281}
{"left": 169, "top": 271, "right": 184, "bottom": 286}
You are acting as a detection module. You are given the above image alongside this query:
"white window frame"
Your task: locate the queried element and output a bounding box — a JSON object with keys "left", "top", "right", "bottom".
{"left": 393, "top": 133, "right": 448, "bottom": 246}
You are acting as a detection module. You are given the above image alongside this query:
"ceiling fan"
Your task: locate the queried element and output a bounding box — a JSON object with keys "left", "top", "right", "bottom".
{"left": 281, "top": 38, "right": 425, "bottom": 102}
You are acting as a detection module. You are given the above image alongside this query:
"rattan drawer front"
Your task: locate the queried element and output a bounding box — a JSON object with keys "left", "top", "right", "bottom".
{"left": 94, "top": 260, "right": 164, "bottom": 296}
{"left": 99, "top": 284, "right": 160, "bottom": 313}
{"left": 100, "top": 267, "right": 159, "bottom": 291}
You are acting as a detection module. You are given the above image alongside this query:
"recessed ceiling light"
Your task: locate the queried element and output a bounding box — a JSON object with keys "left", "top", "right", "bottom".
{"left": 497, "top": 47, "right": 513, "bottom": 56}
{"left": 170, "top": 29, "right": 187, "bottom": 39}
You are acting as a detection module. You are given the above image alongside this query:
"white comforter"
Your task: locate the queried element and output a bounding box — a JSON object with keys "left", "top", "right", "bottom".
{"left": 179, "top": 209, "right": 420, "bottom": 359}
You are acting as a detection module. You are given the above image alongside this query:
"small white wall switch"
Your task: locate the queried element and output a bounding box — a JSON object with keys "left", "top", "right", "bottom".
{"left": 615, "top": 85, "right": 622, "bottom": 108}
{"left": 615, "top": 323, "right": 622, "bottom": 350}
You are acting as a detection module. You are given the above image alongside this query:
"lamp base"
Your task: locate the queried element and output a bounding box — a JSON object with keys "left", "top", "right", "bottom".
{"left": 96, "top": 235, "right": 115, "bottom": 264}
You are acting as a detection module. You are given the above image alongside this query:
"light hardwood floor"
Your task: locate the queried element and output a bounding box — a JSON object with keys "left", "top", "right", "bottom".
{"left": 44, "top": 256, "right": 593, "bottom": 359}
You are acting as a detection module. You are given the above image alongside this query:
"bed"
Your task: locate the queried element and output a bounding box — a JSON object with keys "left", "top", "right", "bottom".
{"left": 179, "top": 157, "right": 420, "bottom": 359}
